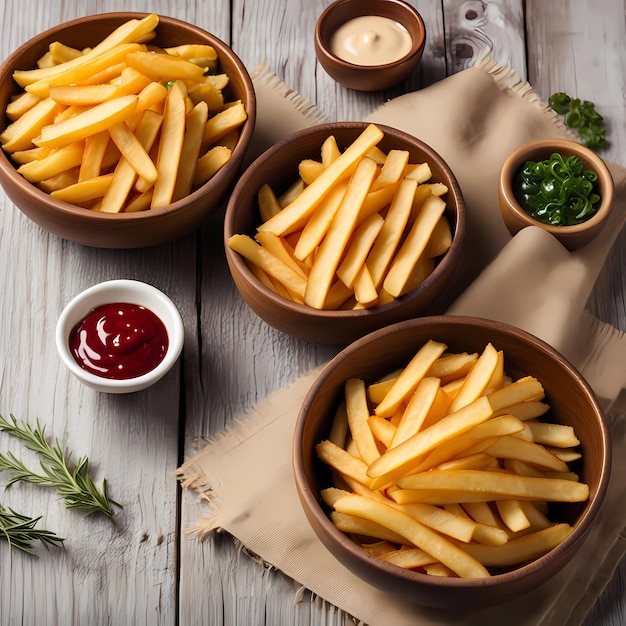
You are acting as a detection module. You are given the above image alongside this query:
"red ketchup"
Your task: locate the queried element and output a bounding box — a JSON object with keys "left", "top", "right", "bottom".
{"left": 70, "top": 302, "right": 169, "bottom": 380}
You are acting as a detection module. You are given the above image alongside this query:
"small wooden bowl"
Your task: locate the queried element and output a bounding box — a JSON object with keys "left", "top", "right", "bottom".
{"left": 315, "top": 0, "right": 426, "bottom": 91}
{"left": 293, "top": 315, "right": 611, "bottom": 608}
{"left": 498, "top": 139, "right": 614, "bottom": 251}
{"left": 0, "top": 12, "right": 256, "bottom": 248}
{"left": 224, "top": 122, "right": 466, "bottom": 345}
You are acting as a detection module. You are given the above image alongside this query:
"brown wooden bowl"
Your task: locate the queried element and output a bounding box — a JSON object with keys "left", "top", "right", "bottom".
{"left": 315, "top": 0, "right": 426, "bottom": 91}
{"left": 293, "top": 315, "right": 610, "bottom": 608}
{"left": 224, "top": 122, "right": 466, "bottom": 345}
{"left": 0, "top": 12, "right": 256, "bottom": 248}
{"left": 498, "top": 139, "right": 614, "bottom": 251}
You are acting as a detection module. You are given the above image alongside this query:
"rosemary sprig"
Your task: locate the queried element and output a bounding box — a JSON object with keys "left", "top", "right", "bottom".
{"left": 0, "top": 414, "right": 122, "bottom": 522}
{"left": 0, "top": 503, "right": 64, "bottom": 555}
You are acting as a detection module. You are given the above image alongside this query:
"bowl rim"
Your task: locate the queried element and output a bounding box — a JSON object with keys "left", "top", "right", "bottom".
{"left": 315, "top": 0, "right": 426, "bottom": 71}
{"left": 224, "top": 120, "right": 466, "bottom": 321}
{"left": 55, "top": 279, "right": 184, "bottom": 393}
{"left": 292, "top": 314, "right": 612, "bottom": 589}
{"left": 0, "top": 11, "right": 256, "bottom": 223}
{"left": 499, "top": 138, "right": 615, "bottom": 235}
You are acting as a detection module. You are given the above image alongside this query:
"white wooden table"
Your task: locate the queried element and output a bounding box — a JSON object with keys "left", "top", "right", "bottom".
{"left": 0, "top": 1, "right": 624, "bottom": 624}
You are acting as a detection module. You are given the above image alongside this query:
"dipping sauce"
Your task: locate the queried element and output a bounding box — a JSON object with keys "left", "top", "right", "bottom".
{"left": 330, "top": 15, "right": 413, "bottom": 66}
{"left": 70, "top": 302, "right": 168, "bottom": 380}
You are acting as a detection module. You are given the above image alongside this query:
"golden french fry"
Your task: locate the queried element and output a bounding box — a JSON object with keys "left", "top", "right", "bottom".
{"left": 254, "top": 231, "right": 308, "bottom": 280}
{"left": 0, "top": 97, "right": 65, "bottom": 152}
{"left": 201, "top": 101, "right": 247, "bottom": 150}
{"left": 293, "top": 180, "right": 348, "bottom": 261}
{"left": 371, "top": 149, "right": 409, "bottom": 191}
{"left": 345, "top": 378, "right": 380, "bottom": 465}
{"left": 5, "top": 91, "right": 42, "bottom": 121}
{"left": 394, "top": 469, "right": 589, "bottom": 504}
{"left": 108, "top": 121, "right": 157, "bottom": 183}
{"left": 484, "top": 436, "right": 569, "bottom": 472}
{"left": 434, "top": 453, "right": 497, "bottom": 472}
{"left": 526, "top": 421, "right": 580, "bottom": 448}
{"left": 495, "top": 499, "right": 531, "bottom": 533}
{"left": 150, "top": 83, "right": 186, "bottom": 208}
{"left": 34, "top": 94, "right": 137, "bottom": 148}
{"left": 124, "top": 189, "right": 153, "bottom": 213}
{"left": 228, "top": 234, "right": 307, "bottom": 299}
{"left": 100, "top": 109, "right": 162, "bottom": 214}
{"left": 17, "top": 141, "right": 84, "bottom": 183}
{"left": 353, "top": 265, "right": 378, "bottom": 305}
{"left": 304, "top": 156, "right": 379, "bottom": 309}
{"left": 487, "top": 376, "right": 545, "bottom": 412}
{"left": 50, "top": 173, "right": 113, "bottom": 203}
{"left": 365, "top": 177, "right": 417, "bottom": 288}
{"left": 48, "top": 41, "right": 85, "bottom": 64}
{"left": 390, "top": 377, "right": 441, "bottom": 448}
{"left": 193, "top": 145, "right": 232, "bottom": 187}
{"left": 447, "top": 343, "right": 500, "bottom": 413}
{"left": 375, "top": 339, "right": 448, "bottom": 418}
{"left": 366, "top": 373, "right": 401, "bottom": 405}
{"left": 330, "top": 511, "right": 408, "bottom": 544}
{"left": 78, "top": 131, "right": 111, "bottom": 181}
{"left": 49, "top": 84, "right": 121, "bottom": 106}
{"left": 427, "top": 351, "right": 479, "bottom": 384}
{"left": 257, "top": 183, "right": 282, "bottom": 222}
{"left": 428, "top": 215, "right": 453, "bottom": 257}
{"left": 329, "top": 402, "right": 349, "bottom": 448}
{"left": 383, "top": 194, "right": 447, "bottom": 297}
{"left": 171, "top": 100, "right": 209, "bottom": 201}
{"left": 378, "top": 547, "right": 436, "bottom": 569}
{"left": 315, "top": 440, "right": 373, "bottom": 488}
{"left": 163, "top": 44, "right": 218, "bottom": 72}
{"left": 367, "top": 416, "right": 396, "bottom": 448}
{"left": 321, "top": 134, "right": 341, "bottom": 166}
{"left": 189, "top": 81, "right": 223, "bottom": 111}
{"left": 125, "top": 50, "right": 206, "bottom": 82}
{"left": 37, "top": 167, "right": 80, "bottom": 192}
{"left": 494, "top": 400, "right": 550, "bottom": 421}
{"left": 9, "top": 146, "right": 52, "bottom": 164}
{"left": 361, "top": 541, "right": 399, "bottom": 556}
{"left": 298, "top": 159, "right": 324, "bottom": 185}
{"left": 404, "top": 162, "right": 432, "bottom": 182}
{"left": 337, "top": 212, "right": 384, "bottom": 289}
{"left": 457, "top": 524, "right": 573, "bottom": 568}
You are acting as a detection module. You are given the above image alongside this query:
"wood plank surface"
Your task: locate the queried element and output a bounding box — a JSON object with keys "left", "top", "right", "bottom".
{"left": 0, "top": 1, "right": 623, "bottom": 625}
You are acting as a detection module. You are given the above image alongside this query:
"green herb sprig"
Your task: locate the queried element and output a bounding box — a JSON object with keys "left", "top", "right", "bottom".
{"left": 549, "top": 92, "right": 606, "bottom": 149}
{"left": 517, "top": 152, "right": 600, "bottom": 226}
{"left": 0, "top": 503, "right": 64, "bottom": 555}
{"left": 0, "top": 414, "right": 122, "bottom": 522}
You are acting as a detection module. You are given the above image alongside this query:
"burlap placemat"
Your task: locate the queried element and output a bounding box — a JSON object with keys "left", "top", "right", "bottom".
{"left": 177, "top": 58, "right": 626, "bottom": 625}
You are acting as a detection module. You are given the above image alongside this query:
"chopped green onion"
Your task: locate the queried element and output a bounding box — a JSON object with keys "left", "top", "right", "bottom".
{"left": 515, "top": 152, "right": 601, "bottom": 226}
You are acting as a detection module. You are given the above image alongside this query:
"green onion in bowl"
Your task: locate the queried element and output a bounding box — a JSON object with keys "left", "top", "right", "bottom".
{"left": 515, "top": 152, "right": 600, "bottom": 226}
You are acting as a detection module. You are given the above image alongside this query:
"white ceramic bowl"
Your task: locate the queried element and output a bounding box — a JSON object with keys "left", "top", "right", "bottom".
{"left": 56, "top": 279, "right": 184, "bottom": 393}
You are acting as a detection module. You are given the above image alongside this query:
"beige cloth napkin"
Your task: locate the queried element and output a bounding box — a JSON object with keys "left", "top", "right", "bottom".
{"left": 178, "top": 59, "right": 626, "bottom": 625}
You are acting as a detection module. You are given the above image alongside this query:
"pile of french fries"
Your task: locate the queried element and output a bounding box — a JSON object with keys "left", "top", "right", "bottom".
{"left": 316, "top": 340, "right": 589, "bottom": 578}
{"left": 0, "top": 14, "right": 247, "bottom": 213}
{"left": 228, "top": 124, "right": 452, "bottom": 310}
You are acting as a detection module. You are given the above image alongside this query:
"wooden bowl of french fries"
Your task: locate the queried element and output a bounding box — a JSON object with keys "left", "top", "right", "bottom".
{"left": 293, "top": 315, "right": 610, "bottom": 608}
{"left": 224, "top": 122, "right": 465, "bottom": 344}
{"left": 0, "top": 12, "right": 256, "bottom": 248}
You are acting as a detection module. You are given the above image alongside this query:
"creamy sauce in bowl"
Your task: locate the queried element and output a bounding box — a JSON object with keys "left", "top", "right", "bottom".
{"left": 330, "top": 15, "right": 413, "bottom": 66}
